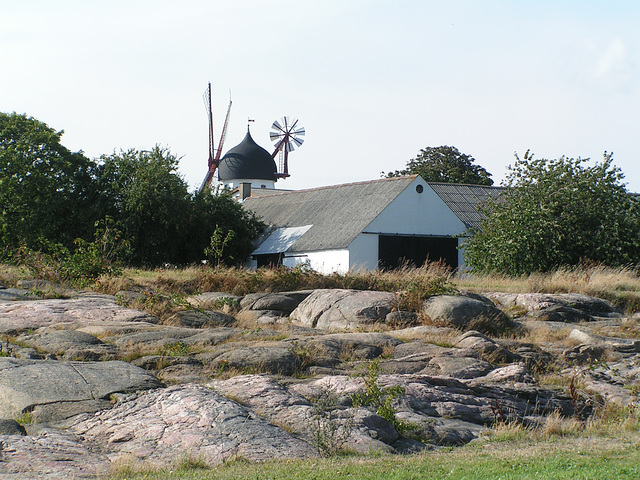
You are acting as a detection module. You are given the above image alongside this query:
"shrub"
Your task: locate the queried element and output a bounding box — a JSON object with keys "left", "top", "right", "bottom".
{"left": 465, "top": 152, "right": 640, "bottom": 274}
{"left": 351, "top": 359, "right": 414, "bottom": 436}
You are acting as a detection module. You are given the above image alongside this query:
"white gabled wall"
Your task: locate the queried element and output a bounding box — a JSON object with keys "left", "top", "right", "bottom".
{"left": 364, "top": 178, "right": 466, "bottom": 235}
{"left": 222, "top": 179, "right": 276, "bottom": 190}
{"left": 347, "top": 177, "right": 469, "bottom": 270}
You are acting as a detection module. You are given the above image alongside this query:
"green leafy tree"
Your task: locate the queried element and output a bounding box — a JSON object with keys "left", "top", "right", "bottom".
{"left": 384, "top": 145, "right": 493, "bottom": 185}
{"left": 0, "top": 112, "right": 99, "bottom": 251}
{"left": 464, "top": 151, "right": 640, "bottom": 274}
{"left": 1, "top": 112, "right": 264, "bottom": 268}
{"left": 96, "top": 148, "right": 264, "bottom": 266}
{"left": 188, "top": 189, "right": 264, "bottom": 267}
{"left": 96, "top": 146, "right": 193, "bottom": 266}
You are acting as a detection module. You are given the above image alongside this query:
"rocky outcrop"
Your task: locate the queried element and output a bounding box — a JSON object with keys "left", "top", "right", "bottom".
{"left": 164, "top": 310, "right": 236, "bottom": 328}
{"left": 289, "top": 289, "right": 396, "bottom": 329}
{"left": 422, "top": 295, "right": 513, "bottom": 334}
{"left": 488, "top": 293, "right": 619, "bottom": 319}
{"left": 238, "top": 291, "right": 313, "bottom": 324}
{"left": 187, "top": 292, "right": 241, "bottom": 310}
{"left": 0, "top": 295, "right": 158, "bottom": 335}
{"left": 0, "top": 286, "right": 638, "bottom": 478}
{"left": 0, "top": 428, "right": 110, "bottom": 479}
{"left": 14, "top": 330, "right": 116, "bottom": 361}
{"left": 0, "top": 358, "right": 161, "bottom": 422}
{"left": 70, "top": 384, "right": 318, "bottom": 466}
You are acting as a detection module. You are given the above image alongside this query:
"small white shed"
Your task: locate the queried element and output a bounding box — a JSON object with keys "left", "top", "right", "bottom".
{"left": 243, "top": 175, "right": 501, "bottom": 274}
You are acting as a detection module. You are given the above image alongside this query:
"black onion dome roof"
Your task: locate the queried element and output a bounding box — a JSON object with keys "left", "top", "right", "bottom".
{"left": 218, "top": 129, "right": 277, "bottom": 181}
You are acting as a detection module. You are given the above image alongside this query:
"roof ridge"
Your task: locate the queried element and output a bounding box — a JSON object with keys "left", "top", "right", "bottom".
{"left": 245, "top": 175, "right": 418, "bottom": 200}
{"left": 426, "top": 181, "right": 503, "bottom": 189}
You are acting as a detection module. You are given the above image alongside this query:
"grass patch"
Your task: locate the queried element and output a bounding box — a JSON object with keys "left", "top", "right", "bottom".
{"left": 110, "top": 433, "right": 640, "bottom": 479}
{"left": 96, "top": 263, "right": 455, "bottom": 298}
{"left": 15, "top": 410, "right": 33, "bottom": 425}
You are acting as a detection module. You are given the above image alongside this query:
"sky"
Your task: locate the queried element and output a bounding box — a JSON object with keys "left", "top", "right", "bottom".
{"left": 3, "top": 1, "right": 640, "bottom": 192}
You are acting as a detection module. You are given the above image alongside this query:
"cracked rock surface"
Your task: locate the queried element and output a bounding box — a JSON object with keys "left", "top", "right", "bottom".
{"left": 0, "top": 288, "right": 638, "bottom": 478}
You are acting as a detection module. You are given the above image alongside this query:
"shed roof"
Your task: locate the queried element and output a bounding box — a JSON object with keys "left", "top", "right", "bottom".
{"left": 428, "top": 182, "right": 503, "bottom": 229}
{"left": 244, "top": 177, "right": 504, "bottom": 253}
{"left": 243, "top": 176, "right": 417, "bottom": 252}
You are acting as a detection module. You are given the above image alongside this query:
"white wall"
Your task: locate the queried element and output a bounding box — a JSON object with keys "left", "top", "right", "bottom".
{"left": 248, "top": 250, "right": 350, "bottom": 274}
{"left": 281, "top": 250, "right": 350, "bottom": 274}
{"left": 300, "top": 249, "right": 350, "bottom": 274}
{"left": 355, "top": 177, "right": 470, "bottom": 269}
{"left": 223, "top": 179, "right": 276, "bottom": 190}
{"left": 347, "top": 233, "right": 379, "bottom": 271}
{"left": 364, "top": 178, "right": 466, "bottom": 236}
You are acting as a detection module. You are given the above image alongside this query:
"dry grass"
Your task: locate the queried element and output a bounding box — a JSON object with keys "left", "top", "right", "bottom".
{"left": 456, "top": 264, "right": 640, "bottom": 313}
{"left": 486, "top": 405, "right": 639, "bottom": 443}
{"left": 97, "top": 263, "right": 640, "bottom": 315}
{"left": 0, "top": 264, "right": 29, "bottom": 287}
{"left": 511, "top": 322, "right": 576, "bottom": 346}
{"left": 7, "top": 261, "right": 640, "bottom": 313}
{"left": 94, "top": 262, "right": 454, "bottom": 297}
{"left": 587, "top": 403, "right": 640, "bottom": 434}
{"left": 592, "top": 317, "right": 640, "bottom": 339}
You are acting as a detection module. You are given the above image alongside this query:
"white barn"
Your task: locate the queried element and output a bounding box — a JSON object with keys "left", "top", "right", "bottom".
{"left": 242, "top": 176, "right": 501, "bottom": 274}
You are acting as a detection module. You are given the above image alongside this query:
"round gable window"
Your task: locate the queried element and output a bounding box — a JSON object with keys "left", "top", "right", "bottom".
{"left": 416, "top": 184, "right": 424, "bottom": 193}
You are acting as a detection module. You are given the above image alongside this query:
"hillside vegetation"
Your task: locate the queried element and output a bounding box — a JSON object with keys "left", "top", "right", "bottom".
{"left": 3, "top": 261, "right": 640, "bottom": 319}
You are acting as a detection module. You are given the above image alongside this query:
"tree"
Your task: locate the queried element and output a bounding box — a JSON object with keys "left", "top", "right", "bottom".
{"left": 96, "top": 147, "right": 265, "bottom": 267}
{"left": 463, "top": 151, "right": 640, "bottom": 274}
{"left": 0, "top": 112, "right": 100, "bottom": 251}
{"left": 0, "top": 112, "right": 264, "bottom": 267}
{"left": 96, "top": 146, "right": 194, "bottom": 266}
{"left": 188, "top": 189, "right": 265, "bottom": 267}
{"left": 383, "top": 145, "right": 493, "bottom": 185}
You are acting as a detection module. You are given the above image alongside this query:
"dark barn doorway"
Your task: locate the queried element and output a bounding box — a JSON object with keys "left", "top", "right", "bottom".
{"left": 378, "top": 235, "right": 458, "bottom": 270}
{"left": 255, "top": 253, "right": 284, "bottom": 268}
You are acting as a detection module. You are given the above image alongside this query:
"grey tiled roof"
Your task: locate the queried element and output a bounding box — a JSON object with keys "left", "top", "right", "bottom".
{"left": 244, "top": 177, "right": 504, "bottom": 253}
{"left": 427, "top": 182, "right": 503, "bottom": 229}
{"left": 244, "top": 176, "right": 417, "bottom": 252}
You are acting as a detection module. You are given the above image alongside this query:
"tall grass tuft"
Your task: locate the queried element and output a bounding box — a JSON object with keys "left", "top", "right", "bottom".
{"left": 456, "top": 264, "right": 640, "bottom": 313}
{"left": 97, "top": 262, "right": 455, "bottom": 298}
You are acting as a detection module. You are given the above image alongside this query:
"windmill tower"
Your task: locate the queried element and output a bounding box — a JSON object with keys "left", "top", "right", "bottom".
{"left": 270, "top": 117, "right": 305, "bottom": 179}
{"left": 198, "top": 83, "right": 306, "bottom": 193}
{"left": 216, "top": 117, "right": 306, "bottom": 191}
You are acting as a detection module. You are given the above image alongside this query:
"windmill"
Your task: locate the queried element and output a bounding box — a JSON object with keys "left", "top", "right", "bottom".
{"left": 199, "top": 83, "right": 232, "bottom": 192}
{"left": 270, "top": 117, "right": 305, "bottom": 179}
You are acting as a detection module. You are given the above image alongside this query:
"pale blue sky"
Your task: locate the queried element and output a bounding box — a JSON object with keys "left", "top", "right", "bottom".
{"left": 3, "top": 1, "right": 639, "bottom": 191}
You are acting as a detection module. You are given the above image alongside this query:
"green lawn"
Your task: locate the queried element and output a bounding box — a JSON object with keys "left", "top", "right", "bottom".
{"left": 112, "top": 435, "right": 640, "bottom": 480}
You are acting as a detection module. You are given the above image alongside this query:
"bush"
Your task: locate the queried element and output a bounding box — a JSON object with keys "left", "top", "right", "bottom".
{"left": 464, "top": 151, "right": 640, "bottom": 274}
{"left": 351, "top": 360, "right": 413, "bottom": 436}
{"left": 12, "top": 218, "right": 127, "bottom": 286}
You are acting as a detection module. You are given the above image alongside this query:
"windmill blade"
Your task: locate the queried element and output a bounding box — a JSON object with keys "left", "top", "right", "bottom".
{"left": 214, "top": 97, "right": 232, "bottom": 162}
{"left": 271, "top": 115, "right": 305, "bottom": 164}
